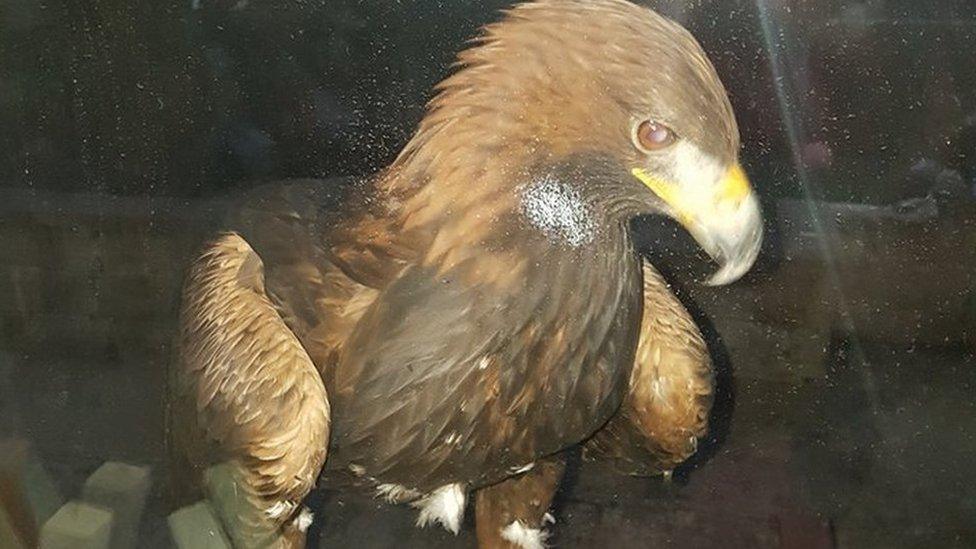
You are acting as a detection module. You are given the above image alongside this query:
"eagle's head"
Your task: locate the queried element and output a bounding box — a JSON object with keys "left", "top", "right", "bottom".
{"left": 390, "top": 0, "right": 762, "bottom": 285}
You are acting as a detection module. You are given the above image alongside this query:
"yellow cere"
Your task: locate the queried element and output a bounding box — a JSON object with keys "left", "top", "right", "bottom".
{"left": 631, "top": 167, "right": 694, "bottom": 226}
{"left": 718, "top": 163, "right": 751, "bottom": 205}
{"left": 632, "top": 163, "right": 752, "bottom": 214}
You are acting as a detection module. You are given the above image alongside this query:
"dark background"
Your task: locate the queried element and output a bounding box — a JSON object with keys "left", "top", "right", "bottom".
{"left": 3, "top": 0, "right": 975, "bottom": 200}
{"left": 1, "top": 1, "right": 975, "bottom": 547}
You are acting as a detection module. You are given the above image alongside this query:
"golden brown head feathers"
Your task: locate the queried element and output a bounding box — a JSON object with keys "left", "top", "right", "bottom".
{"left": 385, "top": 0, "right": 738, "bottom": 205}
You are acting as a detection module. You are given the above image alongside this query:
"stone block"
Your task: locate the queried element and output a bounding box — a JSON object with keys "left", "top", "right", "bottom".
{"left": 39, "top": 501, "right": 113, "bottom": 549}
{"left": 82, "top": 462, "right": 152, "bottom": 549}
{"left": 204, "top": 463, "right": 288, "bottom": 548}
{"left": 167, "top": 501, "right": 231, "bottom": 549}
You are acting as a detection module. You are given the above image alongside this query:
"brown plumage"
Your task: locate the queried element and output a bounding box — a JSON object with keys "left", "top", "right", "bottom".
{"left": 584, "top": 262, "right": 714, "bottom": 476}
{"left": 170, "top": 233, "right": 329, "bottom": 547}
{"left": 168, "top": 0, "right": 762, "bottom": 546}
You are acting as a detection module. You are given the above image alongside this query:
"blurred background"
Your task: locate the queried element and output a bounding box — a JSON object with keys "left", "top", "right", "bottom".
{"left": 1, "top": 0, "right": 974, "bottom": 547}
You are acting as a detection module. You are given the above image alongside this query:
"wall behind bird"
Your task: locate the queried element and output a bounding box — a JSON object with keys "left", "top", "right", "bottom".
{"left": 1, "top": 0, "right": 513, "bottom": 197}
{"left": 6, "top": 0, "right": 973, "bottom": 203}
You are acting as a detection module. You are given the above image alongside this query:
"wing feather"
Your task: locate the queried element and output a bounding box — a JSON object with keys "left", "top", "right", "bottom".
{"left": 584, "top": 260, "right": 714, "bottom": 475}
{"left": 169, "top": 232, "right": 330, "bottom": 546}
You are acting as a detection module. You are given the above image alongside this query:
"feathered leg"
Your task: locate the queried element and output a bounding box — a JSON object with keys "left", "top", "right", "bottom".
{"left": 474, "top": 456, "right": 565, "bottom": 549}
{"left": 169, "top": 232, "right": 330, "bottom": 548}
{"left": 585, "top": 261, "right": 714, "bottom": 476}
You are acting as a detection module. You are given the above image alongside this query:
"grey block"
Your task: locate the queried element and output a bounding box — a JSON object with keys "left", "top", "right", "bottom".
{"left": 81, "top": 461, "right": 151, "bottom": 549}
{"left": 202, "top": 463, "right": 247, "bottom": 527}
{"left": 39, "top": 501, "right": 113, "bottom": 549}
{"left": 167, "top": 501, "right": 231, "bottom": 549}
{"left": 204, "top": 463, "right": 286, "bottom": 548}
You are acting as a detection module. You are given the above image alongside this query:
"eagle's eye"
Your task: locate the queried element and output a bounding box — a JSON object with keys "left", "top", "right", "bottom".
{"left": 634, "top": 120, "right": 676, "bottom": 152}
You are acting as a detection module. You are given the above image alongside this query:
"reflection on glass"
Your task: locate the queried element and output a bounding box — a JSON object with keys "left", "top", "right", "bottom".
{"left": 0, "top": 1, "right": 973, "bottom": 547}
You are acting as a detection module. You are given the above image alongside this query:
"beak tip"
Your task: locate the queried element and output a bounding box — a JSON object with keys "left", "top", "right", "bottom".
{"left": 704, "top": 271, "right": 731, "bottom": 287}
{"left": 702, "top": 217, "right": 763, "bottom": 287}
{"left": 704, "top": 264, "right": 742, "bottom": 286}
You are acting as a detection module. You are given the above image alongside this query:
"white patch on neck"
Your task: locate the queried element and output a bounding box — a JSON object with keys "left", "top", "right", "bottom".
{"left": 519, "top": 174, "right": 595, "bottom": 247}
{"left": 501, "top": 519, "right": 549, "bottom": 549}
{"left": 412, "top": 483, "right": 467, "bottom": 535}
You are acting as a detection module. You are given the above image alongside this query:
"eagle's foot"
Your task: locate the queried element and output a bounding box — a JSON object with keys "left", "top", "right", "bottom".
{"left": 475, "top": 455, "right": 565, "bottom": 548}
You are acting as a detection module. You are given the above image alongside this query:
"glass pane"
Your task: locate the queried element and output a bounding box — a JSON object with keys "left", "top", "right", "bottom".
{"left": 2, "top": 0, "right": 973, "bottom": 547}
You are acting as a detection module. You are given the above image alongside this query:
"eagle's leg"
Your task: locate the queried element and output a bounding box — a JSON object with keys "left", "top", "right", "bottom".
{"left": 169, "top": 232, "right": 331, "bottom": 548}
{"left": 584, "top": 261, "right": 715, "bottom": 476}
{"left": 474, "top": 455, "right": 565, "bottom": 549}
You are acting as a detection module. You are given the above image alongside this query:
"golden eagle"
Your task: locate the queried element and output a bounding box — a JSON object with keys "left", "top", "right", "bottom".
{"left": 168, "top": 1, "right": 762, "bottom": 547}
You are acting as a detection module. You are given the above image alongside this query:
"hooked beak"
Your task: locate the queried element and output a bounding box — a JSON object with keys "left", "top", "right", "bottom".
{"left": 632, "top": 163, "right": 763, "bottom": 285}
